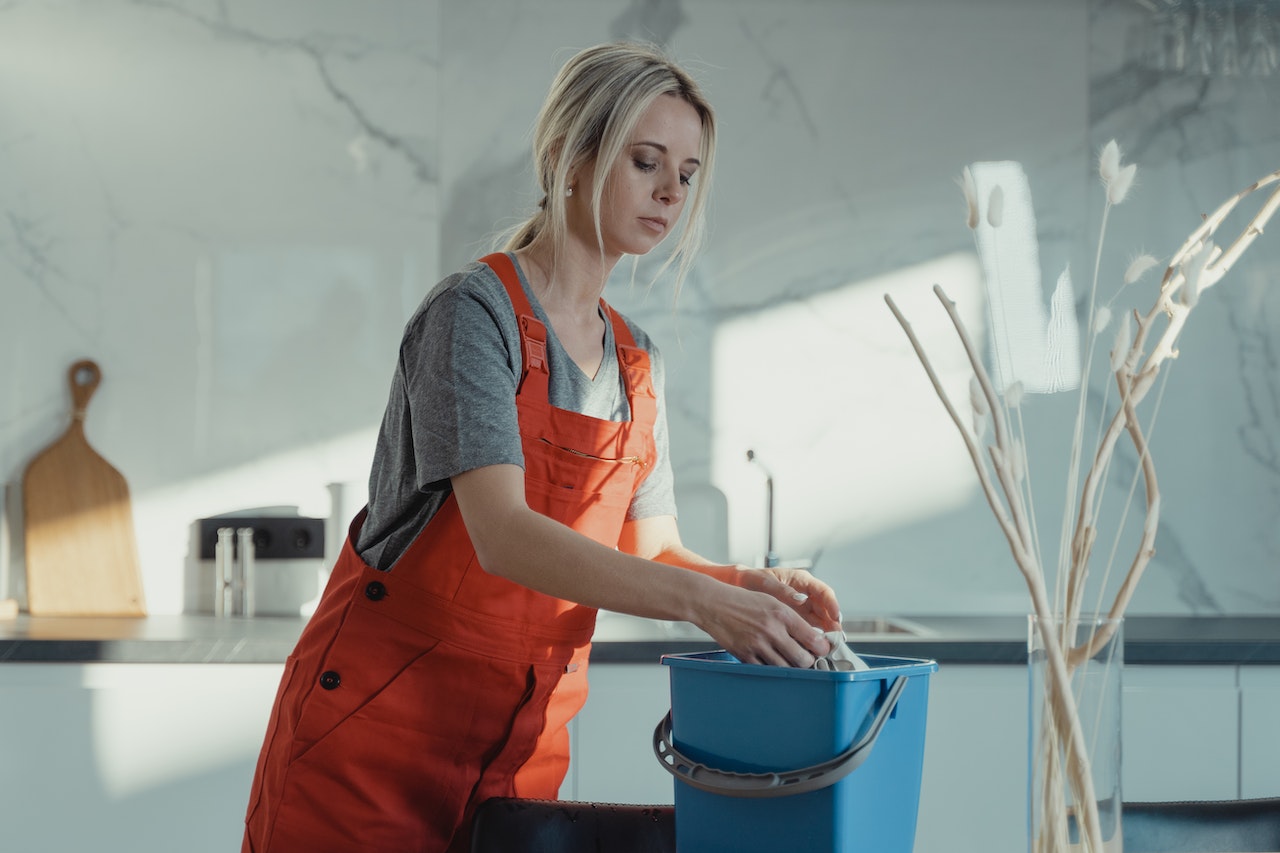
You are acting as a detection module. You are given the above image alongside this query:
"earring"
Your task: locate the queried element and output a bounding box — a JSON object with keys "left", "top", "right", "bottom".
{"left": 566, "top": 186, "right": 574, "bottom": 197}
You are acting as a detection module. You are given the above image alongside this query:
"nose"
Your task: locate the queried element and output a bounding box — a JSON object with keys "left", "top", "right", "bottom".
{"left": 656, "top": 170, "right": 685, "bottom": 205}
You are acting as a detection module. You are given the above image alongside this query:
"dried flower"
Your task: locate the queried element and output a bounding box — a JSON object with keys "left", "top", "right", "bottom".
{"left": 886, "top": 152, "right": 1280, "bottom": 853}
{"left": 1108, "top": 164, "right": 1137, "bottom": 205}
{"left": 1005, "top": 380, "right": 1024, "bottom": 409}
{"left": 987, "top": 185, "right": 1004, "bottom": 228}
{"left": 959, "top": 166, "right": 979, "bottom": 230}
{"left": 969, "top": 375, "right": 988, "bottom": 415}
{"left": 1099, "top": 140, "right": 1122, "bottom": 184}
{"left": 1093, "top": 305, "right": 1112, "bottom": 336}
{"left": 972, "top": 408, "right": 988, "bottom": 441}
{"left": 1124, "top": 253, "right": 1160, "bottom": 284}
{"left": 970, "top": 376, "right": 989, "bottom": 439}
{"left": 1010, "top": 438, "right": 1026, "bottom": 484}
{"left": 1099, "top": 139, "right": 1137, "bottom": 205}
{"left": 1181, "top": 241, "right": 1216, "bottom": 308}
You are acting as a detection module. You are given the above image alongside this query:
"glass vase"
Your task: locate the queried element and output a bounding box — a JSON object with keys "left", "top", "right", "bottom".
{"left": 1028, "top": 613, "right": 1124, "bottom": 853}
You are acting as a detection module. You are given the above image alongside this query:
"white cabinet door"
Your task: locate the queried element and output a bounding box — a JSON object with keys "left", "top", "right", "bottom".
{"left": 1122, "top": 665, "right": 1239, "bottom": 801}
{"left": 914, "top": 664, "right": 1028, "bottom": 853}
{"left": 570, "top": 662, "right": 674, "bottom": 805}
{"left": 1240, "top": 666, "right": 1280, "bottom": 799}
{"left": 0, "top": 662, "right": 284, "bottom": 853}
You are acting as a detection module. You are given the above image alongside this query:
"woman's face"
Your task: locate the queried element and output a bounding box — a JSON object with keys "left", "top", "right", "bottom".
{"left": 571, "top": 93, "right": 704, "bottom": 258}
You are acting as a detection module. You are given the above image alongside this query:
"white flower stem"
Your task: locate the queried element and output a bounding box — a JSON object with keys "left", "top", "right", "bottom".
{"left": 1061, "top": 201, "right": 1112, "bottom": 624}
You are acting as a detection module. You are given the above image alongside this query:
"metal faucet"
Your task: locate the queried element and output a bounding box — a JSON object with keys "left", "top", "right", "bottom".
{"left": 746, "top": 449, "right": 780, "bottom": 568}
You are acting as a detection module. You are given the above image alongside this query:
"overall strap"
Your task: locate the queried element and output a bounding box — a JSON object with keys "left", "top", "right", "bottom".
{"left": 603, "top": 303, "right": 657, "bottom": 426}
{"left": 479, "top": 253, "right": 549, "bottom": 401}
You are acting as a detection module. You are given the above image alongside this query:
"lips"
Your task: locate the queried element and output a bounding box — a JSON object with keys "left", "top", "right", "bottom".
{"left": 640, "top": 216, "right": 668, "bottom": 233}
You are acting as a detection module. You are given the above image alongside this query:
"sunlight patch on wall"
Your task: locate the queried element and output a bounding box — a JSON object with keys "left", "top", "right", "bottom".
{"left": 969, "top": 160, "right": 1081, "bottom": 393}
{"left": 130, "top": 427, "right": 375, "bottom": 613}
{"left": 711, "top": 253, "right": 989, "bottom": 565}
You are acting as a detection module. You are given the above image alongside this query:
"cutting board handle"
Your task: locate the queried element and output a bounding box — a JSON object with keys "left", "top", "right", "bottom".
{"left": 68, "top": 359, "right": 101, "bottom": 423}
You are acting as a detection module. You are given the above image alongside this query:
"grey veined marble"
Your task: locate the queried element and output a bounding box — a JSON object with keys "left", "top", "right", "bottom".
{"left": 2, "top": 0, "right": 1277, "bottom": 617}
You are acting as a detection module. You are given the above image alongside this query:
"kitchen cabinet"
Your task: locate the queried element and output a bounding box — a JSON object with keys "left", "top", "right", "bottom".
{"left": 913, "top": 664, "right": 1027, "bottom": 853}
{"left": 0, "top": 662, "right": 283, "bottom": 853}
{"left": 565, "top": 661, "right": 674, "bottom": 803}
{"left": 1240, "top": 666, "right": 1280, "bottom": 799}
{"left": 1122, "top": 665, "right": 1240, "bottom": 801}
{"left": 0, "top": 616, "right": 1269, "bottom": 853}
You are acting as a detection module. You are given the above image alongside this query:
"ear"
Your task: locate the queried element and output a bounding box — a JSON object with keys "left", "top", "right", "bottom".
{"left": 565, "top": 155, "right": 600, "bottom": 195}
{"left": 547, "top": 140, "right": 574, "bottom": 192}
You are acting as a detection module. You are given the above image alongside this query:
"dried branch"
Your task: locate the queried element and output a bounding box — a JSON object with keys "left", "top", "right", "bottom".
{"left": 1061, "top": 171, "right": 1280, "bottom": 665}
{"left": 932, "top": 286, "right": 1038, "bottom": 553}
{"left": 883, "top": 294, "right": 1026, "bottom": 559}
{"left": 890, "top": 156, "right": 1277, "bottom": 853}
{"left": 886, "top": 288, "right": 1105, "bottom": 850}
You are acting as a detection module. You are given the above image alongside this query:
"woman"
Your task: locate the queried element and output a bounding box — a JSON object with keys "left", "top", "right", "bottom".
{"left": 243, "top": 41, "right": 842, "bottom": 853}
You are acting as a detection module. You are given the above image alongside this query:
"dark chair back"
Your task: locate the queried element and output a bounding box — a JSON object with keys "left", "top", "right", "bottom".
{"left": 1123, "top": 798, "right": 1280, "bottom": 852}
{"left": 471, "top": 798, "right": 676, "bottom": 853}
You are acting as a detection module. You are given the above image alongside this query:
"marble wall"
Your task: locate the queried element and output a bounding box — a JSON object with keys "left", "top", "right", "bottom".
{"left": 2, "top": 0, "right": 1276, "bottom": 617}
{"left": 1084, "top": 0, "right": 1280, "bottom": 615}
{"left": 1, "top": 0, "right": 438, "bottom": 611}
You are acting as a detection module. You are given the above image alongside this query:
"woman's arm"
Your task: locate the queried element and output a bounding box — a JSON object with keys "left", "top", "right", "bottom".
{"left": 451, "top": 464, "right": 833, "bottom": 667}
{"left": 618, "top": 514, "right": 843, "bottom": 633}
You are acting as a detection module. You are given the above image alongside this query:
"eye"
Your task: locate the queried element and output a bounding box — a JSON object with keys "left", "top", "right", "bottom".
{"left": 680, "top": 173, "right": 694, "bottom": 186}
{"left": 633, "top": 158, "right": 658, "bottom": 173}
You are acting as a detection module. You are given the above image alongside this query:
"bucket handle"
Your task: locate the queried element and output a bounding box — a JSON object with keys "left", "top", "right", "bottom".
{"left": 652, "top": 674, "right": 907, "bottom": 799}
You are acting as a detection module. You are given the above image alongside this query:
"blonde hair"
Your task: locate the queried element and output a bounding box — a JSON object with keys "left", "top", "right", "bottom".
{"left": 501, "top": 41, "right": 717, "bottom": 294}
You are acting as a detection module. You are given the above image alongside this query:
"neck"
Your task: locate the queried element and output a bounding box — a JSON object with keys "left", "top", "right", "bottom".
{"left": 516, "top": 235, "right": 620, "bottom": 318}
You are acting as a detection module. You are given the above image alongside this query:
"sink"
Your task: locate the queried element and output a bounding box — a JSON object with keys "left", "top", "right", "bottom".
{"left": 841, "top": 616, "right": 933, "bottom": 638}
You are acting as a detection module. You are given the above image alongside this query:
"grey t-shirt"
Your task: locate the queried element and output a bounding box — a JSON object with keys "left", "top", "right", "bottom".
{"left": 355, "top": 256, "right": 677, "bottom": 571}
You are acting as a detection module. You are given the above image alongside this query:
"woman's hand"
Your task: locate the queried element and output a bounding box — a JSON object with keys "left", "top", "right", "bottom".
{"left": 692, "top": 581, "right": 834, "bottom": 668}
{"left": 739, "top": 566, "right": 843, "bottom": 632}
{"left": 614, "top": 515, "right": 843, "bottom": 666}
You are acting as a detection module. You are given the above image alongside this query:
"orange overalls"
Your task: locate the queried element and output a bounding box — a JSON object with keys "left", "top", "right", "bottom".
{"left": 242, "top": 253, "right": 658, "bottom": 853}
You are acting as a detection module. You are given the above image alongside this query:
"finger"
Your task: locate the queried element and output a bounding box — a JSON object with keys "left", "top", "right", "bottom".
{"left": 806, "top": 624, "right": 834, "bottom": 657}
{"left": 783, "top": 620, "right": 830, "bottom": 664}
{"left": 786, "top": 635, "right": 820, "bottom": 668}
{"left": 785, "top": 589, "right": 842, "bottom": 633}
{"left": 751, "top": 617, "right": 819, "bottom": 668}
{"left": 763, "top": 574, "right": 810, "bottom": 607}
{"left": 740, "top": 643, "right": 789, "bottom": 668}
{"left": 799, "top": 584, "right": 843, "bottom": 630}
{"left": 770, "top": 618, "right": 819, "bottom": 668}
{"left": 811, "top": 596, "right": 842, "bottom": 631}
{"left": 726, "top": 619, "right": 791, "bottom": 667}
{"left": 778, "top": 572, "right": 836, "bottom": 609}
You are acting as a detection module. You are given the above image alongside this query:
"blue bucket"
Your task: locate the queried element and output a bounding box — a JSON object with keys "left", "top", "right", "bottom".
{"left": 654, "top": 651, "right": 937, "bottom": 853}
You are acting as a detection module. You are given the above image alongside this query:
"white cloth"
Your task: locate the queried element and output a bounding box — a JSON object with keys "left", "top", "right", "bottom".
{"left": 812, "top": 631, "right": 870, "bottom": 671}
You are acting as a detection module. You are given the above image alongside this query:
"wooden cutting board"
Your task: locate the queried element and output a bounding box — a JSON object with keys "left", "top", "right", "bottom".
{"left": 22, "top": 360, "right": 146, "bottom": 616}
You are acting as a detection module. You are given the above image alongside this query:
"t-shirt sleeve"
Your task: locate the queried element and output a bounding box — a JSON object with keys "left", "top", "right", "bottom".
{"left": 402, "top": 275, "right": 525, "bottom": 490}
{"left": 357, "top": 268, "right": 523, "bottom": 571}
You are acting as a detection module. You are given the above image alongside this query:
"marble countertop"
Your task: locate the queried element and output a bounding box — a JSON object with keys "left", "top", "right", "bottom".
{"left": 1, "top": 613, "right": 1278, "bottom": 666}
